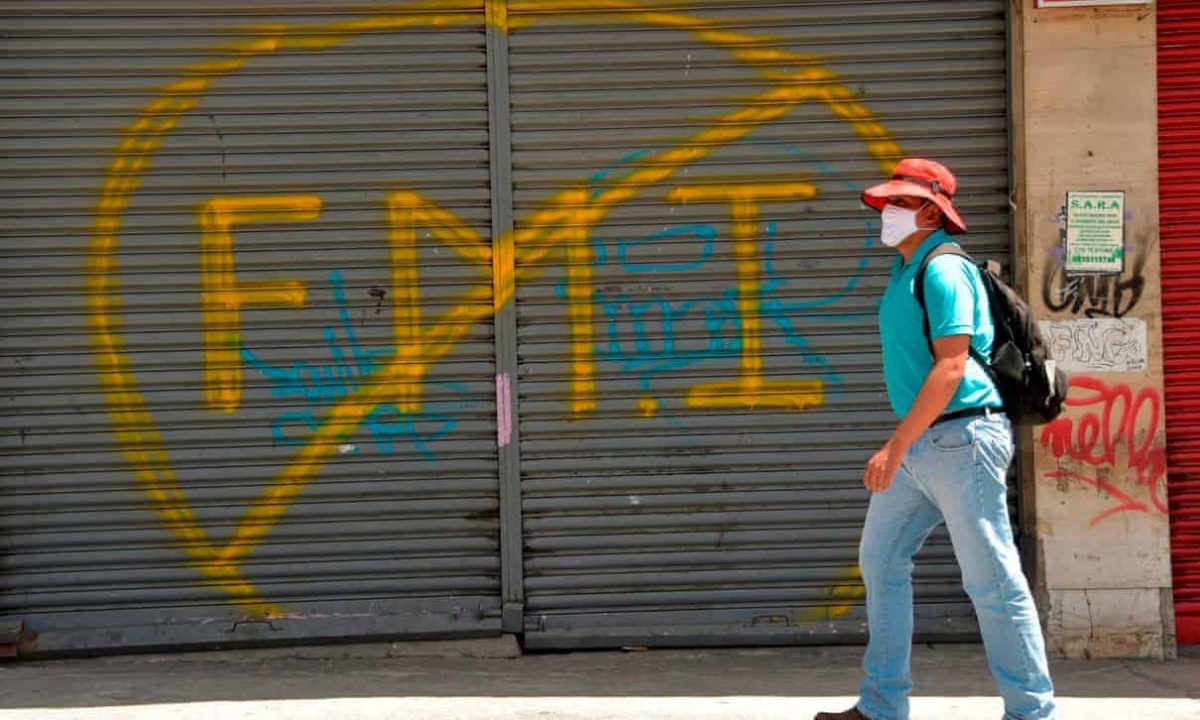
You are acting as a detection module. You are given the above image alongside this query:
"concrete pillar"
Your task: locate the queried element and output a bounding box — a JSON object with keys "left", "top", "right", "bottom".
{"left": 1011, "top": 1, "right": 1174, "bottom": 659}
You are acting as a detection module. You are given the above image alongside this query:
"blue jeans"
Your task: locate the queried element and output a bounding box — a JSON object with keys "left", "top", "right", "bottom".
{"left": 856, "top": 413, "right": 1057, "bottom": 720}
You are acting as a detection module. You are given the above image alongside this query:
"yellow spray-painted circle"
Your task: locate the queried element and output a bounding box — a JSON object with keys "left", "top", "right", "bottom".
{"left": 90, "top": 0, "right": 901, "bottom": 616}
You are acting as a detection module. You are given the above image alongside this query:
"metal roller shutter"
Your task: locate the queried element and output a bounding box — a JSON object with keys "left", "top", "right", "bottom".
{"left": 1158, "top": 0, "right": 1200, "bottom": 646}
{"left": 508, "top": 1, "right": 1014, "bottom": 649}
{"left": 0, "top": 1, "right": 504, "bottom": 654}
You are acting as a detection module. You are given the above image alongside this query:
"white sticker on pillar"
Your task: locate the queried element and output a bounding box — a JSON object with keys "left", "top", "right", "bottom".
{"left": 1038, "top": 318, "right": 1148, "bottom": 373}
{"left": 496, "top": 373, "right": 513, "bottom": 448}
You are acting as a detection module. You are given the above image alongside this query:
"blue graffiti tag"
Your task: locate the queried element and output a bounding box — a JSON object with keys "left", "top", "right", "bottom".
{"left": 568, "top": 223, "right": 832, "bottom": 397}
{"left": 241, "top": 271, "right": 474, "bottom": 458}
{"left": 618, "top": 223, "right": 717, "bottom": 274}
{"left": 554, "top": 144, "right": 883, "bottom": 410}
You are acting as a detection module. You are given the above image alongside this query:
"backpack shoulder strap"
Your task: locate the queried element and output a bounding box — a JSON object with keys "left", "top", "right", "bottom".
{"left": 913, "top": 244, "right": 989, "bottom": 366}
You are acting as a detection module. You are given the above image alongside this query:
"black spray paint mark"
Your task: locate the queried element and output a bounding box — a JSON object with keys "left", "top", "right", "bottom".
{"left": 1042, "top": 249, "right": 1145, "bottom": 319}
{"left": 369, "top": 286, "right": 387, "bottom": 314}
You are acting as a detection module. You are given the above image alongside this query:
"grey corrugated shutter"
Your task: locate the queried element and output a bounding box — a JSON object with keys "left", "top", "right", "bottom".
{"left": 508, "top": 1, "right": 1013, "bottom": 648}
{"left": 0, "top": 2, "right": 503, "bottom": 654}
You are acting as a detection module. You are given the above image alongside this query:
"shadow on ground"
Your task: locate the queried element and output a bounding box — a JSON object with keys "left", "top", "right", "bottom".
{"left": 0, "top": 644, "right": 1197, "bottom": 711}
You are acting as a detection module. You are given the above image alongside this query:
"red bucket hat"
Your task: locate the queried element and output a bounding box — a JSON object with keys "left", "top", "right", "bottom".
{"left": 862, "top": 158, "right": 967, "bottom": 234}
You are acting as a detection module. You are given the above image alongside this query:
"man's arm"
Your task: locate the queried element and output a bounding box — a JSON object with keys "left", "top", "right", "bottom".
{"left": 893, "top": 335, "right": 970, "bottom": 445}
{"left": 863, "top": 336, "right": 969, "bottom": 491}
{"left": 864, "top": 253, "right": 981, "bottom": 492}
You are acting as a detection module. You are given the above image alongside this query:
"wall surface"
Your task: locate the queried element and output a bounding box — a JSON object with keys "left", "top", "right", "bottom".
{"left": 0, "top": 1, "right": 1015, "bottom": 656}
{"left": 1013, "top": 0, "right": 1174, "bottom": 659}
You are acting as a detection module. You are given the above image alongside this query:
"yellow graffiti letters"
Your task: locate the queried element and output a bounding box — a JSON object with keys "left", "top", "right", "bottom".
{"left": 197, "top": 195, "right": 320, "bottom": 414}
{"left": 668, "top": 182, "right": 825, "bottom": 412}
{"left": 385, "top": 190, "right": 493, "bottom": 413}
{"left": 91, "top": 1, "right": 903, "bottom": 610}
{"left": 559, "top": 189, "right": 598, "bottom": 417}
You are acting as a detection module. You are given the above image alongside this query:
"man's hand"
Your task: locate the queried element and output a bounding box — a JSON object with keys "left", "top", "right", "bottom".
{"left": 866, "top": 334, "right": 970, "bottom": 492}
{"left": 864, "top": 437, "right": 910, "bottom": 492}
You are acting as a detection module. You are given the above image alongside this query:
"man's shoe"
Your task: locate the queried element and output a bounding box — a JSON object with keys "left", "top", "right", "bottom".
{"left": 813, "top": 708, "right": 870, "bottom": 720}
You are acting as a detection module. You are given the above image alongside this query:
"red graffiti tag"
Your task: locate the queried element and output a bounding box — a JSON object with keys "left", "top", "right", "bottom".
{"left": 1039, "top": 375, "right": 1168, "bottom": 526}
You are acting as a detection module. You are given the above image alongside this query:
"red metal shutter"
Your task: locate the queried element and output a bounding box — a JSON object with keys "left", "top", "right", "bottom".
{"left": 1159, "top": 0, "right": 1200, "bottom": 646}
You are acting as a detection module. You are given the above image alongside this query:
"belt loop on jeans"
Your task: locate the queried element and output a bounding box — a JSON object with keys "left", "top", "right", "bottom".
{"left": 931, "top": 406, "right": 999, "bottom": 428}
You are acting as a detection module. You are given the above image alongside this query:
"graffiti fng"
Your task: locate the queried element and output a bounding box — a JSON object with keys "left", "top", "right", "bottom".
{"left": 1039, "top": 318, "right": 1147, "bottom": 373}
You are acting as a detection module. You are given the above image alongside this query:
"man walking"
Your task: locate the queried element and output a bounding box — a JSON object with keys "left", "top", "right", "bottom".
{"left": 815, "top": 159, "right": 1057, "bottom": 720}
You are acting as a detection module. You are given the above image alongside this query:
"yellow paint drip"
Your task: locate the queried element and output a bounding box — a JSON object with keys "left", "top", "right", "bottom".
{"left": 637, "top": 396, "right": 659, "bottom": 418}
{"left": 796, "top": 567, "right": 865, "bottom": 623}
{"left": 560, "top": 189, "right": 597, "bottom": 417}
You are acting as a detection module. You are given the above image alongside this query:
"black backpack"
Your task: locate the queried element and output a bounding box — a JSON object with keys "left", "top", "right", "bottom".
{"left": 914, "top": 245, "right": 1069, "bottom": 426}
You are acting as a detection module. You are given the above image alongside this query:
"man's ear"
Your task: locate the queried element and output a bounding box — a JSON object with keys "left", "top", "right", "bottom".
{"left": 919, "top": 202, "right": 944, "bottom": 229}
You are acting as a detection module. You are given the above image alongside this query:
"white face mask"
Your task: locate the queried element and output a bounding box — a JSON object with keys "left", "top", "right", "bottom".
{"left": 880, "top": 204, "right": 925, "bottom": 247}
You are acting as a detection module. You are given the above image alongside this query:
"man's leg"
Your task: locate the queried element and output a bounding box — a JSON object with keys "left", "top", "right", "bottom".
{"left": 856, "top": 463, "right": 944, "bottom": 720}
{"left": 921, "top": 415, "right": 1057, "bottom": 720}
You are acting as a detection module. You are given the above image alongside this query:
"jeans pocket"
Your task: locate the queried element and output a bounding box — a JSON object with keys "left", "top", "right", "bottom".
{"left": 976, "top": 419, "right": 1016, "bottom": 472}
{"left": 927, "top": 421, "right": 975, "bottom": 452}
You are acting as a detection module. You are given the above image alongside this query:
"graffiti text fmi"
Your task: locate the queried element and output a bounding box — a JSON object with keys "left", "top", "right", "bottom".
{"left": 200, "top": 185, "right": 833, "bottom": 421}
{"left": 89, "top": 0, "right": 904, "bottom": 614}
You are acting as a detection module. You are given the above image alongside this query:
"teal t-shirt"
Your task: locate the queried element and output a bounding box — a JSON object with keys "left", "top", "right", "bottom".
{"left": 878, "top": 231, "right": 1002, "bottom": 419}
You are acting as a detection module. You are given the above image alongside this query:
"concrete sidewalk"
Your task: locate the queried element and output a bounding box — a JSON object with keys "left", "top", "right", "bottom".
{"left": 1, "top": 641, "right": 1197, "bottom": 719}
